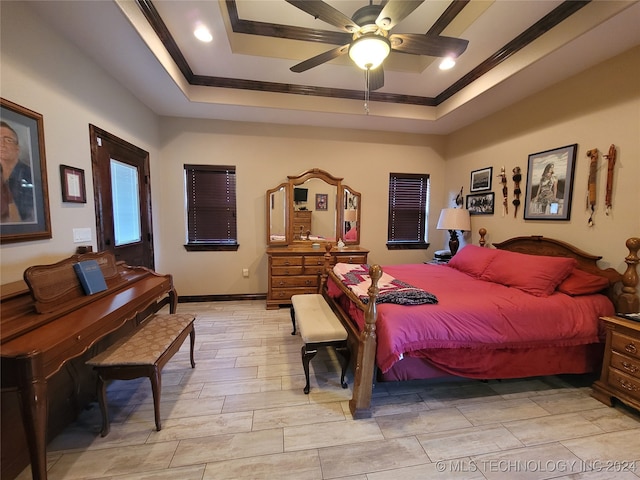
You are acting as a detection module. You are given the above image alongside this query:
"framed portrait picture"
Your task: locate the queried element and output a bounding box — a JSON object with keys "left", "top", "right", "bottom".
{"left": 315, "top": 193, "right": 328, "bottom": 211}
{"left": 466, "top": 192, "right": 495, "bottom": 215}
{"left": 470, "top": 167, "right": 492, "bottom": 192}
{"left": 524, "top": 144, "right": 577, "bottom": 220}
{"left": 0, "top": 98, "right": 51, "bottom": 244}
{"left": 60, "top": 165, "right": 86, "bottom": 203}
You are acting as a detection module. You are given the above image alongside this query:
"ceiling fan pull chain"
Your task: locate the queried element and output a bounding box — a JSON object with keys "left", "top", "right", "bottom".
{"left": 364, "top": 69, "right": 370, "bottom": 115}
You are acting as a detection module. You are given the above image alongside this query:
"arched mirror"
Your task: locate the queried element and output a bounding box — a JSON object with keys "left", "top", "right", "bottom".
{"left": 266, "top": 169, "right": 361, "bottom": 246}
{"left": 266, "top": 183, "right": 289, "bottom": 245}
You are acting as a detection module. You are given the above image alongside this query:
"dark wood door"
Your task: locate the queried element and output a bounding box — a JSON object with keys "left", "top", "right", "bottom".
{"left": 89, "top": 125, "right": 154, "bottom": 269}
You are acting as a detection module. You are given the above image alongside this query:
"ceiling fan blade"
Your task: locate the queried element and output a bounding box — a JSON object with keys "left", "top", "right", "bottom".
{"left": 390, "top": 33, "right": 469, "bottom": 57}
{"left": 285, "top": 0, "right": 359, "bottom": 33}
{"left": 376, "top": 0, "right": 424, "bottom": 30}
{"left": 368, "top": 66, "right": 385, "bottom": 91}
{"left": 290, "top": 45, "right": 350, "bottom": 73}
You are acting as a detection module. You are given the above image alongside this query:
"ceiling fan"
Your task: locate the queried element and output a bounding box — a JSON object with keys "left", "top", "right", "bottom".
{"left": 286, "top": 0, "right": 469, "bottom": 91}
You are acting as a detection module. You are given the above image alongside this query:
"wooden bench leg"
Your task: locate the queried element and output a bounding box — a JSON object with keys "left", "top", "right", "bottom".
{"left": 290, "top": 306, "right": 296, "bottom": 335}
{"left": 301, "top": 344, "right": 317, "bottom": 394}
{"left": 336, "top": 343, "right": 350, "bottom": 389}
{"left": 96, "top": 373, "right": 110, "bottom": 437}
{"left": 189, "top": 327, "right": 196, "bottom": 368}
{"left": 149, "top": 366, "right": 162, "bottom": 431}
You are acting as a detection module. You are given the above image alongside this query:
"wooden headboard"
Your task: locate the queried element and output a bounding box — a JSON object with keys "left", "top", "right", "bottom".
{"left": 493, "top": 235, "right": 639, "bottom": 314}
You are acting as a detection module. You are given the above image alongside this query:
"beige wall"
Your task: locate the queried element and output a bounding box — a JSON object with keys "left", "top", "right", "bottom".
{"left": 156, "top": 119, "right": 446, "bottom": 295}
{"left": 0, "top": 2, "right": 159, "bottom": 282}
{"left": 445, "top": 46, "right": 640, "bottom": 277}
{"left": 1, "top": 2, "right": 638, "bottom": 300}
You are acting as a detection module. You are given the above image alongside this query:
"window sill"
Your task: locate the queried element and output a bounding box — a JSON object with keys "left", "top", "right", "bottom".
{"left": 184, "top": 243, "right": 239, "bottom": 252}
{"left": 386, "top": 241, "right": 430, "bottom": 250}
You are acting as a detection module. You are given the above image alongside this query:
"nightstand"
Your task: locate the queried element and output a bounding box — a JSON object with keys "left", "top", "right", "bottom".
{"left": 591, "top": 315, "right": 640, "bottom": 412}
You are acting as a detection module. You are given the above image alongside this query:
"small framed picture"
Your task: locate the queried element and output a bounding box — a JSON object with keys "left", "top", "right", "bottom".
{"left": 466, "top": 192, "right": 495, "bottom": 215}
{"left": 60, "top": 164, "right": 86, "bottom": 203}
{"left": 315, "top": 193, "right": 328, "bottom": 211}
{"left": 470, "top": 167, "right": 492, "bottom": 192}
{"left": 524, "top": 144, "right": 577, "bottom": 220}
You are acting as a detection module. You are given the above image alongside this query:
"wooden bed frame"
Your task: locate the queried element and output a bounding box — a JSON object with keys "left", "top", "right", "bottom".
{"left": 320, "top": 233, "right": 640, "bottom": 419}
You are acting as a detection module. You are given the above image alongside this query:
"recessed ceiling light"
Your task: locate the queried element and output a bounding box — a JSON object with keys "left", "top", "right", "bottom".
{"left": 439, "top": 57, "right": 456, "bottom": 70}
{"left": 194, "top": 26, "right": 212, "bottom": 43}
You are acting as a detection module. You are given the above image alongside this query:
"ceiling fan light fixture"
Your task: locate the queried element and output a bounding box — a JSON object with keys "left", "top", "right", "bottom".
{"left": 348, "top": 34, "right": 391, "bottom": 70}
{"left": 439, "top": 56, "right": 456, "bottom": 70}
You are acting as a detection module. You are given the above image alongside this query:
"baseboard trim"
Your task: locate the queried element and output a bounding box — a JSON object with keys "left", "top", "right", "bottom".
{"left": 178, "top": 293, "right": 267, "bottom": 303}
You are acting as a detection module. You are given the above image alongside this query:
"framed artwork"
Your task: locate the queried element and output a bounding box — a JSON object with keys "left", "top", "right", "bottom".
{"left": 470, "top": 167, "right": 492, "bottom": 192}
{"left": 315, "top": 193, "right": 328, "bottom": 211}
{"left": 60, "top": 165, "right": 86, "bottom": 203}
{"left": 524, "top": 144, "right": 577, "bottom": 220}
{"left": 0, "top": 98, "right": 51, "bottom": 244}
{"left": 466, "top": 192, "right": 495, "bottom": 215}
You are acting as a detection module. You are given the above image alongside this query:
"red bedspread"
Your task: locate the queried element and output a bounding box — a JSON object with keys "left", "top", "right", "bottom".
{"left": 327, "top": 263, "right": 614, "bottom": 374}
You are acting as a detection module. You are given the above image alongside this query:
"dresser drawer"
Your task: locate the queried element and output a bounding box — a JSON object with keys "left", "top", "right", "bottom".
{"left": 334, "top": 255, "right": 367, "bottom": 265}
{"left": 271, "top": 256, "right": 303, "bottom": 267}
{"left": 271, "top": 266, "right": 304, "bottom": 276}
{"left": 611, "top": 351, "right": 640, "bottom": 379}
{"left": 608, "top": 368, "right": 640, "bottom": 400}
{"left": 303, "top": 255, "right": 326, "bottom": 267}
{"left": 270, "top": 287, "right": 318, "bottom": 301}
{"left": 271, "top": 276, "right": 318, "bottom": 288}
{"left": 611, "top": 331, "right": 640, "bottom": 360}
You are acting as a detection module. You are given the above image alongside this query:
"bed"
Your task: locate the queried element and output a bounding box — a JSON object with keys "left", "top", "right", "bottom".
{"left": 321, "top": 234, "right": 640, "bottom": 418}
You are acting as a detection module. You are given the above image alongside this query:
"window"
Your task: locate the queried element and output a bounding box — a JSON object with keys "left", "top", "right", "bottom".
{"left": 387, "top": 173, "right": 430, "bottom": 249}
{"left": 184, "top": 164, "right": 238, "bottom": 251}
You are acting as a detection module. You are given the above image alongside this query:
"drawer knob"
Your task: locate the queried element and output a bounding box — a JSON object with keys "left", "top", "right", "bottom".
{"left": 616, "top": 378, "right": 638, "bottom": 392}
{"left": 305, "top": 280, "right": 311, "bottom": 285}
{"left": 278, "top": 281, "right": 285, "bottom": 286}
{"left": 284, "top": 261, "right": 291, "bottom": 266}
{"left": 625, "top": 343, "right": 637, "bottom": 355}
{"left": 621, "top": 361, "right": 638, "bottom": 374}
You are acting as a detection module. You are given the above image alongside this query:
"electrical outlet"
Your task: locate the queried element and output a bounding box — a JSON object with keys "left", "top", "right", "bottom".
{"left": 242, "top": 268, "right": 249, "bottom": 277}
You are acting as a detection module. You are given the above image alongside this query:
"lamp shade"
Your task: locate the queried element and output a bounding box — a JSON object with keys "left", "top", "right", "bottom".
{"left": 344, "top": 209, "right": 357, "bottom": 222}
{"left": 436, "top": 208, "right": 471, "bottom": 231}
{"left": 348, "top": 34, "right": 391, "bottom": 70}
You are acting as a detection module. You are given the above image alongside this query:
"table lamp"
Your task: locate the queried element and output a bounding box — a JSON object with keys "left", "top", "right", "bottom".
{"left": 436, "top": 208, "right": 471, "bottom": 256}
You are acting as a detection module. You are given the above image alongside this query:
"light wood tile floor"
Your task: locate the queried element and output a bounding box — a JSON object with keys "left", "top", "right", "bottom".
{"left": 18, "top": 301, "right": 640, "bottom": 479}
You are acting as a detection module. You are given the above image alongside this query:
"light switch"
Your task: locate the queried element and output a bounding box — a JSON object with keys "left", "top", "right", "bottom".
{"left": 73, "top": 228, "right": 92, "bottom": 243}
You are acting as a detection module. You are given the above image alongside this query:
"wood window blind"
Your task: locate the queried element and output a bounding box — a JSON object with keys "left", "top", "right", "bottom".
{"left": 387, "top": 172, "right": 430, "bottom": 248}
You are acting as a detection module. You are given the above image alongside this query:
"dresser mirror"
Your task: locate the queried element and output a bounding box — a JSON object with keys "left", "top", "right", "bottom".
{"left": 266, "top": 183, "right": 288, "bottom": 245}
{"left": 266, "top": 168, "right": 361, "bottom": 246}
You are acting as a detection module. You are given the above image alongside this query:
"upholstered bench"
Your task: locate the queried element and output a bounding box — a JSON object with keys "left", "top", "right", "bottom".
{"left": 87, "top": 313, "right": 196, "bottom": 436}
{"left": 290, "top": 294, "right": 350, "bottom": 394}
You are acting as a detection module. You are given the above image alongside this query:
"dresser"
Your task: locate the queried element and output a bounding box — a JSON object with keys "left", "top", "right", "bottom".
{"left": 292, "top": 210, "right": 312, "bottom": 239}
{"left": 266, "top": 244, "right": 368, "bottom": 309}
{"left": 591, "top": 316, "right": 640, "bottom": 411}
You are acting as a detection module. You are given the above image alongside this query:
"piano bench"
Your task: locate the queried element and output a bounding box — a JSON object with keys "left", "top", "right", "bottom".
{"left": 87, "top": 313, "right": 196, "bottom": 436}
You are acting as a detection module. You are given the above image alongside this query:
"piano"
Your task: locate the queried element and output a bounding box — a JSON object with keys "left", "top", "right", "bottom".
{"left": 1, "top": 251, "right": 176, "bottom": 480}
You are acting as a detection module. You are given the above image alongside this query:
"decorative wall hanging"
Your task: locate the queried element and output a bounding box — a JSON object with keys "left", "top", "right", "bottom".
{"left": 0, "top": 98, "right": 52, "bottom": 244}
{"left": 586, "top": 148, "right": 598, "bottom": 226}
{"left": 466, "top": 192, "right": 495, "bottom": 215}
{"left": 512, "top": 166, "right": 522, "bottom": 218}
{"left": 498, "top": 166, "right": 508, "bottom": 216}
{"left": 455, "top": 186, "right": 464, "bottom": 207}
{"left": 60, "top": 165, "right": 86, "bottom": 203}
{"left": 604, "top": 144, "right": 616, "bottom": 215}
{"left": 524, "top": 144, "right": 577, "bottom": 221}
{"left": 470, "top": 167, "right": 492, "bottom": 192}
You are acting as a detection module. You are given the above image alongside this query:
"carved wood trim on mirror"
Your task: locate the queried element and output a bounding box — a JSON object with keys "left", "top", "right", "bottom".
{"left": 266, "top": 168, "right": 361, "bottom": 247}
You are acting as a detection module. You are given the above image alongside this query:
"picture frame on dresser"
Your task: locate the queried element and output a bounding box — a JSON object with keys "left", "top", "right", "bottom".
{"left": 0, "top": 98, "right": 52, "bottom": 244}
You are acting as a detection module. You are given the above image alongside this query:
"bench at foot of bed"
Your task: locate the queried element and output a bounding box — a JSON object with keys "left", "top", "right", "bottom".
{"left": 291, "top": 294, "right": 350, "bottom": 394}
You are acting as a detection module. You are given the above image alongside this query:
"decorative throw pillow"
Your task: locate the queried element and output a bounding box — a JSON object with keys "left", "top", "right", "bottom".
{"left": 447, "top": 245, "right": 498, "bottom": 278}
{"left": 480, "top": 249, "right": 576, "bottom": 297}
{"left": 557, "top": 268, "right": 610, "bottom": 296}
